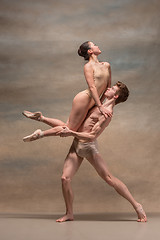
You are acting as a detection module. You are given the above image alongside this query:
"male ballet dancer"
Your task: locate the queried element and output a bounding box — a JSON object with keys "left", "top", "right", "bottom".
{"left": 23, "top": 81, "right": 147, "bottom": 223}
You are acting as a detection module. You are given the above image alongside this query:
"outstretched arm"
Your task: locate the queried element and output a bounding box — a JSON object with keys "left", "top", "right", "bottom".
{"left": 23, "top": 117, "right": 111, "bottom": 142}
{"left": 59, "top": 116, "right": 111, "bottom": 141}
{"left": 43, "top": 126, "right": 67, "bottom": 137}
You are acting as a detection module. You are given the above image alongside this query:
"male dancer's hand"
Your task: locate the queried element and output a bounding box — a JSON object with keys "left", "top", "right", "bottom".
{"left": 58, "top": 126, "right": 71, "bottom": 137}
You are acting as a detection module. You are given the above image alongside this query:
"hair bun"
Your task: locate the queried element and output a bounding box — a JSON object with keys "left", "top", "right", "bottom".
{"left": 77, "top": 41, "right": 90, "bottom": 61}
{"left": 78, "top": 48, "right": 83, "bottom": 57}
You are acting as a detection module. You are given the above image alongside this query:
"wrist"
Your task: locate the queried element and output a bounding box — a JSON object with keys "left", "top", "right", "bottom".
{"left": 70, "top": 130, "right": 75, "bottom": 136}
{"left": 98, "top": 104, "right": 102, "bottom": 108}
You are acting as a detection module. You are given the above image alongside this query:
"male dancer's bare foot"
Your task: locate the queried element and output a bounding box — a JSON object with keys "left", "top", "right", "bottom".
{"left": 135, "top": 203, "right": 147, "bottom": 222}
{"left": 56, "top": 214, "right": 74, "bottom": 223}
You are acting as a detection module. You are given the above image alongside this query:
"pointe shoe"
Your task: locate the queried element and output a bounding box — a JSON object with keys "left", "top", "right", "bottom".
{"left": 23, "top": 129, "right": 43, "bottom": 142}
{"left": 22, "top": 110, "right": 42, "bottom": 121}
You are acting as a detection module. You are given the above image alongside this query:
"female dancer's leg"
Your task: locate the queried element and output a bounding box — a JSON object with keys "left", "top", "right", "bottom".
{"left": 42, "top": 117, "right": 65, "bottom": 127}
{"left": 23, "top": 91, "right": 93, "bottom": 131}
{"left": 23, "top": 110, "right": 65, "bottom": 127}
{"left": 23, "top": 91, "right": 93, "bottom": 142}
{"left": 66, "top": 91, "right": 93, "bottom": 131}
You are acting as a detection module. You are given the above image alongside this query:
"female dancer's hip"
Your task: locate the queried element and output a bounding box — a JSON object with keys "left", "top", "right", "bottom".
{"left": 66, "top": 90, "right": 94, "bottom": 131}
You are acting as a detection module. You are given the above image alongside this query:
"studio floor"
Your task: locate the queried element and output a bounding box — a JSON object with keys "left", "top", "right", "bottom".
{"left": 0, "top": 212, "right": 159, "bottom": 240}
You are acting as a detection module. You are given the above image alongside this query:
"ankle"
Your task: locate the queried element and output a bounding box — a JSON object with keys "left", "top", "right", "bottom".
{"left": 40, "top": 116, "right": 45, "bottom": 122}
{"left": 134, "top": 202, "right": 140, "bottom": 210}
{"left": 39, "top": 130, "right": 44, "bottom": 138}
{"left": 66, "top": 211, "right": 73, "bottom": 216}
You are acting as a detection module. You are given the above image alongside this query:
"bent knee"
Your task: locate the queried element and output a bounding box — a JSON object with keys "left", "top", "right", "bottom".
{"left": 61, "top": 176, "right": 71, "bottom": 184}
{"left": 104, "top": 174, "right": 114, "bottom": 187}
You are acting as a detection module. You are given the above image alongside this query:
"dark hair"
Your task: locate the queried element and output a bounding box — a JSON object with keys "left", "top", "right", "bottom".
{"left": 78, "top": 41, "right": 91, "bottom": 61}
{"left": 115, "top": 81, "right": 129, "bottom": 105}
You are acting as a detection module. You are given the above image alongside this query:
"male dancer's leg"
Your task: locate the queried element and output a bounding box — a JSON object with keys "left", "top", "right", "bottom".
{"left": 86, "top": 153, "right": 147, "bottom": 222}
{"left": 56, "top": 142, "right": 83, "bottom": 223}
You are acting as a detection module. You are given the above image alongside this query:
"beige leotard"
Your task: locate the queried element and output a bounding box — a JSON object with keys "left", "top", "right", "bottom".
{"left": 85, "top": 63, "right": 110, "bottom": 98}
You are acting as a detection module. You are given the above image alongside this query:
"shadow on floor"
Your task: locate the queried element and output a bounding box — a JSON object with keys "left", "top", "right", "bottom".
{"left": 0, "top": 212, "right": 147, "bottom": 222}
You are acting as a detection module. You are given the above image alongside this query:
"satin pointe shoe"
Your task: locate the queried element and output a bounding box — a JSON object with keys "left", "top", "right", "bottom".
{"left": 22, "top": 110, "right": 42, "bottom": 121}
{"left": 23, "top": 129, "right": 43, "bottom": 142}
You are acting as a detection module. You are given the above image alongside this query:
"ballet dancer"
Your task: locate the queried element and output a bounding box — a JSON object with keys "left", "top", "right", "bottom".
{"left": 23, "top": 41, "right": 112, "bottom": 132}
{"left": 22, "top": 82, "right": 147, "bottom": 223}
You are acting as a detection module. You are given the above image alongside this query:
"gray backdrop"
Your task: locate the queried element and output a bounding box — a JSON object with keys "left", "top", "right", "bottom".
{"left": 0, "top": 0, "right": 160, "bottom": 214}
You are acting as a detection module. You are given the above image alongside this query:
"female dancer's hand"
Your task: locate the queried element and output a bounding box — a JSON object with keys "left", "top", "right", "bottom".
{"left": 59, "top": 126, "right": 71, "bottom": 137}
{"left": 99, "top": 105, "right": 112, "bottom": 118}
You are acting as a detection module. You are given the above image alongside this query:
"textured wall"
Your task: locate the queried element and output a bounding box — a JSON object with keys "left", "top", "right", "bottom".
{"left": 0, "top": 0, "right": 160, "bottom": 214}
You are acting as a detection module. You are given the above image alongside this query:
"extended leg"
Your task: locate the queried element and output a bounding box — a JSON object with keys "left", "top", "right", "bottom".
{"left": 42, "top": 116, "right": 65, "bottom": 127}
{"left": 22, "top": 110, "right": 65, "bottom": 127}
{"left": 56, "top": 142, "right": 83, "bottom": 223}
{"left": 86, "top": 153, "right": 147, "bottom": 222}
{"left": 23, "top": 91, "right": 92, "bottom": 131}
{"left": 23, "top": 126, "right": 66, "bottom": 142}
{"left": 67, "top": 92, "right": 92, "bottom": 131}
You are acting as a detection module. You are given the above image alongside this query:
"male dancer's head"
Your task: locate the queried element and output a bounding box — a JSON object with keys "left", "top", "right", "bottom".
{"left": 104, "top": 81, "right": 129, "bottom": 105}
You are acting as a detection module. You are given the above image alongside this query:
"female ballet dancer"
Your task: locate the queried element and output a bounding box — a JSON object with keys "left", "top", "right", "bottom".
{"left": 23, "top": 41, "right": 112, "bottom": 138}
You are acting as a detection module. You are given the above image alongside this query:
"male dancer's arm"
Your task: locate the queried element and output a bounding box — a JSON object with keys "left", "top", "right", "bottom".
{"left": 60, "top": 116, "right": 111, "bottom": 141}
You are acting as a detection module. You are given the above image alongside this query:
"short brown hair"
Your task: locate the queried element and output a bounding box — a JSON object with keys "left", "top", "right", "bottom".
{"left": 115, "top": 81, "right": 129, "bottom": 105}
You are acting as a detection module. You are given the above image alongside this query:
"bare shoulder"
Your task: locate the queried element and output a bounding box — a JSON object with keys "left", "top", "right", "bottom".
{"left": 103, "top": 62, "right": 111, "bottom": 68}
{"left": 84, "top": 62, "right": 93, "bottom": 71}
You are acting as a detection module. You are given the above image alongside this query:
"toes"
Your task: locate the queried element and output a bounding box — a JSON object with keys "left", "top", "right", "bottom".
{"left": 137, "top": 218, "right": 147, "bottom": 222}
{"left": 56, "top": 219, "right": 61, "bottom": 222}
{"left": 56, "top": 218, "right": 63, "bottom": 223}
{"left": 144, "top": 217, "right": 147, "bottom": 222}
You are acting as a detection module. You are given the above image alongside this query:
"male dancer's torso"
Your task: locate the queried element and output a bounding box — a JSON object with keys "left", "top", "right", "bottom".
{"left": 78, "top": 102, "right": 112, "bottom": 142}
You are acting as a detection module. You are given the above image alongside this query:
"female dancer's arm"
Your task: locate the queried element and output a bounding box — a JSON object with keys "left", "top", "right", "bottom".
{"left": 107, "top": 63, "right": 111, "bottom": 88}
{"left": 84, "top": 64, "right": 111, "bottom": 118}
{"left": 84, "top": 63, "right": 102, "bottom": 108}
{"left": 99, "top": 63, "right": 111, "bottom": 103}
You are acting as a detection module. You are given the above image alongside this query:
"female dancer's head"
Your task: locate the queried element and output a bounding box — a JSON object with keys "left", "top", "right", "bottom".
{"left": 78, "top": 41, "right": 101, "bottom": 60}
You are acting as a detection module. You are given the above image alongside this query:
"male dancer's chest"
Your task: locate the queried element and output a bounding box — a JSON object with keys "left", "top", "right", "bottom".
{"left": 81, "top": 109, "right": 101, "bottom": 132}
